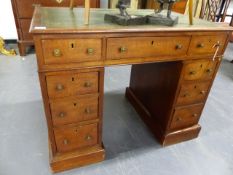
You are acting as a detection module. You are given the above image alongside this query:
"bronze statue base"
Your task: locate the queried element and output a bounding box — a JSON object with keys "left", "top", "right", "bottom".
{"left": 147, "top": 14, "right": 178, "bottom": 26}
{"left": 104, "top": 14, "right": 147, "bottom": 26}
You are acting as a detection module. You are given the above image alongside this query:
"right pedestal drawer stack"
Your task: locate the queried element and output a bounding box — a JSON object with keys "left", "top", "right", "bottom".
{"left": 169, "top": 59, "right": 218, "bottom": 131}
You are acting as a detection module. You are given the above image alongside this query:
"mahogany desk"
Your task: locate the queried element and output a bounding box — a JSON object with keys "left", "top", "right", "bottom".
{"left": 30, "top": 7, "right": 233, "bottom": 173}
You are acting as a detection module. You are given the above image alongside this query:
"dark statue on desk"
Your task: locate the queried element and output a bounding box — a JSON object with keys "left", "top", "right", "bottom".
{"left": 104, "top": 0, "right": 179, "bottom": 26}
{"left": 147, "top": 0, "right": 179, "bottom": 26}
{"left": 155, "top": 0, "right": 177, "bottom": 18}
{"left": 104, "top": 0, "right": 147, "bottom": 25}
{"left": 116, "top": 0, "right": 130, "bottom": 18}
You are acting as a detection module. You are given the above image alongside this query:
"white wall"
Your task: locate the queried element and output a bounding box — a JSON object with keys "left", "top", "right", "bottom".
{"left": 0, "top": 0, "right": 18, "bottom": 39}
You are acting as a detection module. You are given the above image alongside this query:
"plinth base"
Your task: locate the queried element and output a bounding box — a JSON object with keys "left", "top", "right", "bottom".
{"left": 50, "top": 144, "right": 105, "bottom": 173}
{"left": 147, "top": 14, "right": 178, "bottom": 26}
{"left": 104, "top": 14, "right": 147, "bottom": 26}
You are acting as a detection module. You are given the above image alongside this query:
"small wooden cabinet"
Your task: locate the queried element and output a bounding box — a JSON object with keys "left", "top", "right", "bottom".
{"left": 11, "top": 0, "right": 100, "bottom": 56}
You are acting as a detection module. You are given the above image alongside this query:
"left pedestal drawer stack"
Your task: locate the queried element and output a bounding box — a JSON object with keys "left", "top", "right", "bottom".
{"left": 39, "top": 68, "right": 105, "bottom": 172}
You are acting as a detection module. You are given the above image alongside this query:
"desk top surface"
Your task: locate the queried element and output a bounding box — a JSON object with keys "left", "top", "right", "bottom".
{"left": 30, "top": 7, "right": 233, "bottom": 34}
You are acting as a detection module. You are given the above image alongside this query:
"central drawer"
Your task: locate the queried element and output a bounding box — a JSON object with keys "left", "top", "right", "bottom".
{"left": 54, "top": 123, "right": 98, "bottom": 153}
{"left": 42, "top": 39, "right": 102, "bottom": 64}
{"left": 50, "top": 95, "right": 99, "bottom": 126}
{"left": 106, "top": 36, "right": 191, "bottom": 60}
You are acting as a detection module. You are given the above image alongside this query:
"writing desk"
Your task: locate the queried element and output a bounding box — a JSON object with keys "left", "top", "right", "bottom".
{"left": 30, "top": 7, "right": 232, "bottom": 173}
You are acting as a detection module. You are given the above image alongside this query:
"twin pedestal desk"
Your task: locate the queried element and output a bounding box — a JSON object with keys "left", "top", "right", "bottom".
{"left": 30, "top": 7, "right": 233, "bottom": 172}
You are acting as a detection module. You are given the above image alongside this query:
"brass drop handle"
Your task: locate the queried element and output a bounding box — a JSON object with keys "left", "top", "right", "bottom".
{"left": 87, "top": 48, "right": 94, "bottom": 55}
{"left": 183, "top": 92, "right": 190, "bottom": 97}
{"left": 84, "top": 82, "right": 92, "bottom": 87}
{"left": 85, "top": 135, "right": 92, "bottom": 141}
{"left": 189, "top": 71, "right": 196, "bottom": 75}
{"left": 176, "top": 44, "right": 183, "bottom": 50}
{"left": 58, "top": 112, "right": 66, "bottom": 118}
{"left": 53, "top": 49, "right": 62, "bottom": 57}
{"left": 214, "top": 41, "right": 221, "bottom": 48}
{"left": 192, "top": 113, "right": 198, "bottom": 117}
{"left": 200, "top": 90, "right": 206, "bottom": 95}
{"left": 119, "top": 47, "right": 127, "bottom": 53}
{"left": 206, "top": 69, "right": 213, "bottom": 73}
{"left": 63, "top": 139, "right": 68, "bottom": 145}
{"left": 85, "top": 108, "right": 91, "bottom": 114}
{"left": 197, "top": 43, "right": 204, "bottom": 48}
{"left": 56, "top": 84, "right": 64, "bottom": 91}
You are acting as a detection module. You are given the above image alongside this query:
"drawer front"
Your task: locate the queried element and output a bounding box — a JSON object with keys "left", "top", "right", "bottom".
{"left": 106, "top": 36, "right": 190, "bottom": 60}
{"left": 51, "top": 95, "right": 99, "bottom": 126}
{"left": 188, "top": 34, "right": 227, "bottom": 56}
{"left": 54, "top": 123, "right": 98, "bottom": 152}
{"left": 42, "top": 39, "right": 102, "bottom": 64}
{"left": 170, "top": 104, "right": 203, "bottom": 130}
{"left": 183, "top": 60, "right": 217, "bottom": 81}
{"left": 176, "top": 82, "right": 211, "bottom": 105}
{"left": 19, "top": 19, "right": 33, "bottom": 40}
{"left": 47, "top": 72, "right": 99, "bottom": 99}
{"left": 14, "top": 0, "right": 98, "bottom": 18}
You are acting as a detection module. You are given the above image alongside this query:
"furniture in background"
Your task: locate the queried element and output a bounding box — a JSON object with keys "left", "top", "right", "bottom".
{"left": 30, "top": 7, "right": 232, "bottom": 173}
{"left": 11, "top": 0, "right": 100, "bottom": 56}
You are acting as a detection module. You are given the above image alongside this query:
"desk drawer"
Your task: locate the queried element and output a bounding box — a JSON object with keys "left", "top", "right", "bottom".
{"left": 183, "top": 60, "right": 217, "bottom": 81}
{"left": 54, "top": 123, "right": 98, "bottom": 153}
{"left": 106, "top": 36, "right": 190, "bottom": 60}
{"left": 42, "top": 39, "right": 102, "bottom": 64}
{"left": 188, "top": 34, "right": 227, "bottom": 56}
{"left": 46, "top": 72, "right": 99, "bottom": 99}
{"left": 170, "top": 104, "right": 203, "bottom": 130}
{"left": 50, "top": 95, "right": 99, "bottom": 126}
{"left": 176, "top": 82, "right": 211, "bottom": 105}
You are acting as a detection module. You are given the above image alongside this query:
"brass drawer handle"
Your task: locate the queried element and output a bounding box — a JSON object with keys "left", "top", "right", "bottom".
{"left": 176, "top": 44, "right": 183, "bottom": 50}
{"left": 63, "top": 139, "right": 68, "bottom": 145}
{"left": 58, "top": 112, "right": 65, "bottom": 118}
{"left": 189, "top": 71, "right": 196, "bottom": 75}
{"left": 85, "top": 108, "right": 91, "bottom": 114}
{"left": 197, "top": 43, "right": 204, "bottom": 48}
{"left": 192, "top": 113, "right": 198, "bottom": 117}
{"left": 200, "top": 90, "right": 206, "bottom": 95}
{"left": 53, "top": 49, "right": 62, "bottom": 57}
{"left": 119, "top": 47, "right": 127, "bottom": 53}
{"left": 183, "top": 93, "right": 190, "bottom": 97}
{"left": 56, "top": 84, "right": 64, "bottom": 91}
{"left": 176, "top": 117, "right": 182, "bottom": 122}
{"left": 206, "top": 69, "right": 213, "bottom": 73}
{"left": 214, "top": 41, "right": 221, "bottom": 48}
{"left": 87, "top": 48, "right": 94, "bottom": 55}
{"left": 85, "top": 135, "right": 92, "bottom": 141}
{"left": 84, "top": 82, "right": 92, "bottom": 87}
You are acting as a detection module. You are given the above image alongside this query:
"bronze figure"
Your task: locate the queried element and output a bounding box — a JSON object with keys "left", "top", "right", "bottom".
{"left": 154, "top": 0, "right": 178, "bottom": 18}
